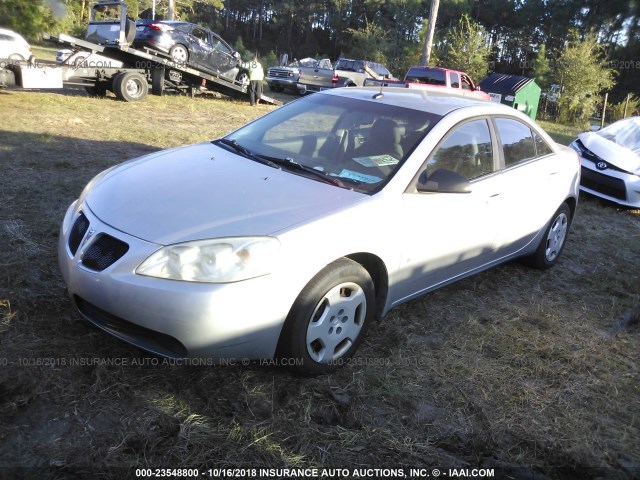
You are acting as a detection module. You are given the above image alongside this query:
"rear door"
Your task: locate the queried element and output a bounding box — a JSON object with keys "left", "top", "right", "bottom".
{"left": 187, "top": 26, "right": 213, "bottom": 71}
{"left": 489, "top": 117, "right": 559, "bottom": 253}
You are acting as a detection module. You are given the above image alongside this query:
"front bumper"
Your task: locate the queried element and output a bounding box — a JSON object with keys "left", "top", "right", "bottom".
{"left": 579, "top": 161, "right": 640, "bottom": 208}
{"left": 58, "top": 202, "right": 290, "bottom": 361}
{"left": 266, "top": 76, "right": 298, "bottom": 90}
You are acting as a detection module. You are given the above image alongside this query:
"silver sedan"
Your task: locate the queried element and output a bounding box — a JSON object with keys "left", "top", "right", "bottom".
{"left": 59, "top": 87, "right": 581, "bottom": 373}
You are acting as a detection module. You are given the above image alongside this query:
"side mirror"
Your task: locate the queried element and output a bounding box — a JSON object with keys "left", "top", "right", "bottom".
{"left": 417, "top": 168, "right": 471, "bottom": 194}
{"left": 233, "top": 51, "right": 242, "bottom": 61}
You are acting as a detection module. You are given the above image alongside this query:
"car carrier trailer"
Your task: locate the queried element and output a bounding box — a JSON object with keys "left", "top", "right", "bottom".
{"left": 1, "top": 1, "right": 280, "bottom": 105}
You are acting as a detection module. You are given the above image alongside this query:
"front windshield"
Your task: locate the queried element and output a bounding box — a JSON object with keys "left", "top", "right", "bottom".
{"left": 597, "top": 117, "right": 640, "bottom": 155}
{"left": 226, "top": 94, "right": 440, "bottom": 194}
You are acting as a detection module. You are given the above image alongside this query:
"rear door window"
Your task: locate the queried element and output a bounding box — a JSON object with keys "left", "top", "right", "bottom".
{"left": 494, "top": 118, "right": 536, "bottom": 167}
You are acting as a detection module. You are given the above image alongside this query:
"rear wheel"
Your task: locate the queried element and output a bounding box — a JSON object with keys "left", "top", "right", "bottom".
{"left": 277, "top": 258, "right": 375, "bottom": 374}
{"left": 169, "top": 44, "right": 189, "bottom": 65}
{"left": 112, "top": 71, "right": 148, "bottom": 102}
{"left": 525, "top": 203, "right": 571, "bottom": 269}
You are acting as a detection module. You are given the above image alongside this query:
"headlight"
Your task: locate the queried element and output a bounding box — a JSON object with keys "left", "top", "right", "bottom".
{"left": 136, "top": 237, "right": 280, "bottom": 283}
{"left": 569, "top": 141, "right": 582, "bottom": 154}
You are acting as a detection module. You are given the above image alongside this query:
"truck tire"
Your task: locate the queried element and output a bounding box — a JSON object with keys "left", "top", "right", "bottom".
{"left": 113, "top": 71, "right": 148, "bottom": 102}
{"left": 151, "top": 68, "right": 165, "bottom": 96}
{"left": 85, "top": 82, "right": 107, "bottom": 97}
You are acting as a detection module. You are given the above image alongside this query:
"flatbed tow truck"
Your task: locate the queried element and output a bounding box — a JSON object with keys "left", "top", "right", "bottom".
{"left": 0, "top": 1, "right": 280, "bottom": 105}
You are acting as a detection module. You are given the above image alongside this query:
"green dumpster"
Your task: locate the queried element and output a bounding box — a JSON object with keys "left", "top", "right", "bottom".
{"left": 479, "top": 74, "right": 541, "bottom": 120}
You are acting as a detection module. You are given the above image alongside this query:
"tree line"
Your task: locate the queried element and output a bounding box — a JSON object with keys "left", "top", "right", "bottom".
{"left": 2, "top": 0, "right": 638, "bottom": 121}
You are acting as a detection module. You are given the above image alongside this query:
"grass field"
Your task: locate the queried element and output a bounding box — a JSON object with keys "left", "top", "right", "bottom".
{"left": 0, "top": 88, "right": 639, "bottom": 479}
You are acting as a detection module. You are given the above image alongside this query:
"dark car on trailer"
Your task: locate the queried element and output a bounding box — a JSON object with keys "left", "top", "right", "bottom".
{"left": 133, "top": 20, "right": 248, "bottom": 86}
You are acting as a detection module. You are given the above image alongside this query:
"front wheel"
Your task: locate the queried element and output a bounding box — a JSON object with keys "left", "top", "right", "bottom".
{"left": 277, "top": 258, "right": 375, "bottom": 374}
{"left": 236, "top": 71, "right": 249, "bottom": 93}
{"left": 525, "top": 203, "right": 571, "bottom": 269}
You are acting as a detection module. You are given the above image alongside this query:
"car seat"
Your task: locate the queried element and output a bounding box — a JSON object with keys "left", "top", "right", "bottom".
{"left": 354, "top": 118, "right": 404, "bottom": 160}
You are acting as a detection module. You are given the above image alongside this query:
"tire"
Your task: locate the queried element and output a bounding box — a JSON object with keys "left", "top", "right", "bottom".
{"left": 277, "top": 258, "right": 375, "bottom": 374}
{"left": 112, "top": 71, "right": 148, "bottom": 102}
{"left": 151, "top": 68, "right": 164, "bottom": 96}
{"left": 8, "top": 53, "right": 24, "bottom": 61}
{"left": 169, "top": 44, "right": 189, "bottom": 65}
{"left": 85, "top": 83, "right": 107, "bottom": 97}
{"left": 236, "top": 71, "right": 249, "bottom": 93}
{"left": 525, "top": 203, "right": 571, "bottom": 270}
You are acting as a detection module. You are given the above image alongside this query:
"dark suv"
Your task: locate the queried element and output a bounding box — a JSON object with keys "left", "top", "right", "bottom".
{"left": 134, "top": 20, "right": 248, "bottom": 85}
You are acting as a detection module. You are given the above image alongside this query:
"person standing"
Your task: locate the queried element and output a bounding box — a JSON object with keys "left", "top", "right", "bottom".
{"left": 244, "top": 54, "right": 264, "bottom": 106}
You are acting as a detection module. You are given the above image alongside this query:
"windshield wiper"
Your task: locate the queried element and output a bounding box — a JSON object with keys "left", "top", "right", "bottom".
{"left": 214, "top": 139, "right": 349, "bottom": 188}
{"left": 263, "top": 156, "right": 349, "bottom": 188}
{"left": 213, "top": 138, "right": 278, "bottom": 168}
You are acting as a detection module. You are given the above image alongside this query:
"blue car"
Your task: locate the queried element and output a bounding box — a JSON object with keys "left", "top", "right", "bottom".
{"left": 134, "top": 20, "right": 247, "bottom": 85}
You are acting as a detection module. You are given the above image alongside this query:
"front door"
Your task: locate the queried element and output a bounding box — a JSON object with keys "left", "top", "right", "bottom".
{"left": 391, "top": 118, "right": 503, "bottom": 305}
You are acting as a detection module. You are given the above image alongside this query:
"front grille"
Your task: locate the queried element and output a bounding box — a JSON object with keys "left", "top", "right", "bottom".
{"left": 81, "top": 234, "right": 129, "bottom": 271}
{"left": 268, "top": 68, "right": 293, "bottom": 79}
{"left": 581, "top": 166, "right": 627, "bottom": 200}
{"left": 75, "top": 296, "right": 187, "bottom": 358}
{"left": 68, "top": 212, "right": 89, "bottom": 255}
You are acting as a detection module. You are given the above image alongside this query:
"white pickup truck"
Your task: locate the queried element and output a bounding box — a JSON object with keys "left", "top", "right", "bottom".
{"left": 297, "top": 58, "right": 394, "bottom": 94}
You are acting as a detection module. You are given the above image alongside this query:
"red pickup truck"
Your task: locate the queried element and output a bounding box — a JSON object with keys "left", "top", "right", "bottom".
{"left": 365, "top": 66, "right": 490, "bottom": 101}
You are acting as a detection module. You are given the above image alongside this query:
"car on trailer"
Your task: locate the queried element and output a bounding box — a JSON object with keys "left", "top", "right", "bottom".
{"left": 133, "top": 20, "right": 249, "bottom": 87}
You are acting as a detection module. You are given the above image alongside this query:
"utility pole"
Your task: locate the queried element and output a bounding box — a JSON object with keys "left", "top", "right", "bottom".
{"left": 421, "top": 0, "right": 440, "bottom": 66}
{"left": 168, "top": 0, "right": 175, "bottom": 20}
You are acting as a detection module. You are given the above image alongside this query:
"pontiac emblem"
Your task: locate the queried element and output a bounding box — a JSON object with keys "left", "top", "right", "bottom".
{"left": 81, "top": 228, "right": 96, "bottom": 248}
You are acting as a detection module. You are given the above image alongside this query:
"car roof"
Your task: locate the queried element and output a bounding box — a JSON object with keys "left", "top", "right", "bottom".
{"left": 407, "top": 65, "right": 466, "bottom": 76}
{"left": 0, "top": 28, "right": 25, "bottom": 39}
{"left": 319, "top": 87, "right": 508, "bottom": 117}
{"left": 159, "top": 21, "right": 198, "bottom": 27}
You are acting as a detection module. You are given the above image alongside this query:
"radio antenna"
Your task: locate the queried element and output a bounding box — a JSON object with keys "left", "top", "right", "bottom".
{"left": 372, "top": 81, "right": 384, "bottom": 100}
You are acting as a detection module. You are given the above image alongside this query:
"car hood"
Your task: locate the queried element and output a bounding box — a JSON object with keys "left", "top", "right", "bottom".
{"left": 85, "top": 142, "right": 365, "bottom": 245}
{"left": 578, "top": 132, "right": 640, "bottom": 172}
